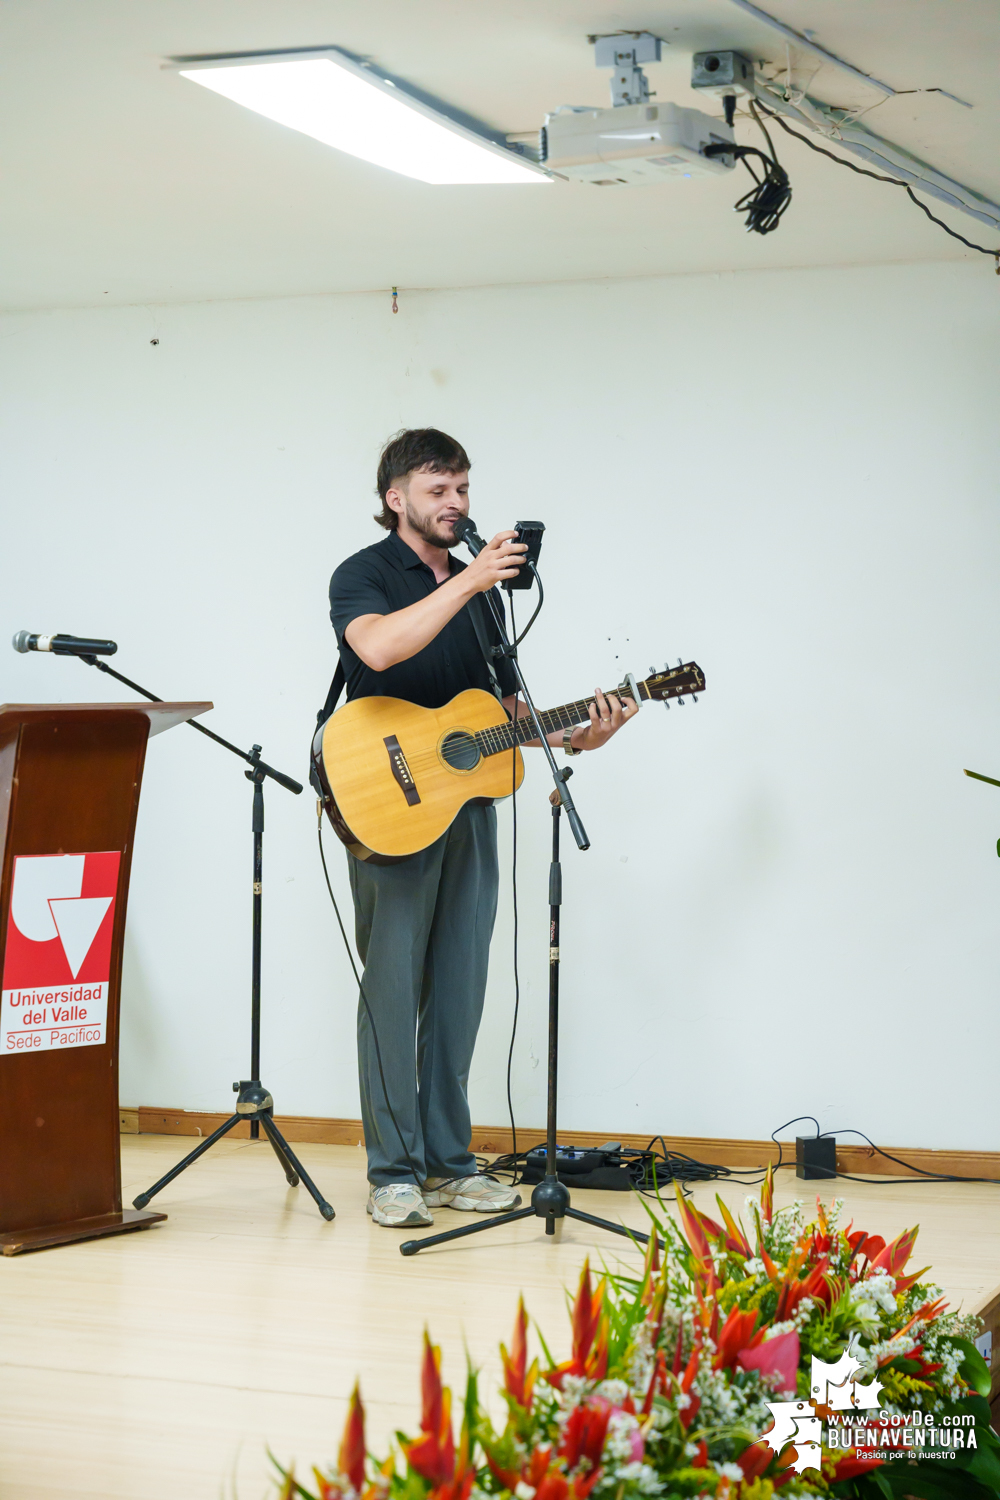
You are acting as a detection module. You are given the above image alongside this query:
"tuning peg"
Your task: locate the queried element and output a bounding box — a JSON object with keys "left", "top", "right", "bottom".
{"left": 663, "top": 699, "right": 670, "bottom": 710}
{"left": 692, "top": 694, "right": 699, "bottom": 704}
{"left": 677, "top": 657, "right": 683, "bottom": 666}
{"left": 677, "top": 695, "right": 685, "bottom": 706}
{"left": 649, "top": 666, "right": 657, "bottom": 676}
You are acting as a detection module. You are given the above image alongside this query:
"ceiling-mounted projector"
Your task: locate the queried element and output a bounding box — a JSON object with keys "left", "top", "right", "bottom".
{"left": 541, "top": 32, "right": 734, "bottom": 185}
{"left": 544, "top": 101, "right": 734, "bottom": 185}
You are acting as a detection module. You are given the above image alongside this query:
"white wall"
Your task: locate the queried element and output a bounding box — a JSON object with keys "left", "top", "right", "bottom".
{"left": 2, "top": 260, "right": 998, "bottom": 1152}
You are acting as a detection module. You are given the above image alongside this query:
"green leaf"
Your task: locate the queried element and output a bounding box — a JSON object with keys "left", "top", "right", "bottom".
{"left": 951, "top": 1337, "right": 992, "bottom": 1399}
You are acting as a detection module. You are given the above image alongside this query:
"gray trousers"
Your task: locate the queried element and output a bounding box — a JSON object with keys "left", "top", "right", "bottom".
{"left": 348, "top": 803, "right": 499, "bottom": 1186}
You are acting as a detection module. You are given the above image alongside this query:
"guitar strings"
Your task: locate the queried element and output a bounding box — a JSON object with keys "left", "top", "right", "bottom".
{"left": 395, "top": 689, "right": 641, "bottom": 775}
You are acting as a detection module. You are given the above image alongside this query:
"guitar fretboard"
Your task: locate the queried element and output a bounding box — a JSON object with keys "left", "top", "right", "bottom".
{"left": 476, "top": 685, "right": 637, "bottom": 758}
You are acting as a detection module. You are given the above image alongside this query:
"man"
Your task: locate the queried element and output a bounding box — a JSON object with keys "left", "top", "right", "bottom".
{"left": 329, "top": 428, "right": 636, "bottom": 1227}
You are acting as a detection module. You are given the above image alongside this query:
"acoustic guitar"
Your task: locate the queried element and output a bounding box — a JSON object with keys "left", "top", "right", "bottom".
{"left": 312, "top": 661, "right": 705, "bottom": 863}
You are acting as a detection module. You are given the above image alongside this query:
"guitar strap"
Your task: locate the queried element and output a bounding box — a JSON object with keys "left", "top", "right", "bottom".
{"left": 310, "top": 658, "right": 346, "bottom": 799}
{"left": 317, "top": 658, "right": 346, "bottom": 727}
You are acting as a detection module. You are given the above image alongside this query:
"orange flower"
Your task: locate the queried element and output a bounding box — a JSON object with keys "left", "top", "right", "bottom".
{"left": 545, "top": 1261, "right": 609, "bottom": 1389}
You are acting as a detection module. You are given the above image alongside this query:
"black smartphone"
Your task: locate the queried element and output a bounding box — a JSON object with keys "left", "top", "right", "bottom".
{"left": 506, "top": 520, "right": 545, "bottom": 590}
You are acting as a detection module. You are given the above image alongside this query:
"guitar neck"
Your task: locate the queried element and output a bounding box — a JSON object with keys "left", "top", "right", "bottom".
{"left": 478, "top": 684, "right": 639, "bottom": 757}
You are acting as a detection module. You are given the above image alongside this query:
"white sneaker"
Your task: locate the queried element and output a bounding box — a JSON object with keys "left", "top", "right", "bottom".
{"left": 367, "top": 1183, "right": 433, "bottom": 1227}
{"left": 422, "top": 1175, "right": 521, "bottom": 1213}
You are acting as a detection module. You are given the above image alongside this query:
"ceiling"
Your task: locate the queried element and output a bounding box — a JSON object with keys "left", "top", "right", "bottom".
{"left": 2, "top": 0, "right": 999, "bottom": 312}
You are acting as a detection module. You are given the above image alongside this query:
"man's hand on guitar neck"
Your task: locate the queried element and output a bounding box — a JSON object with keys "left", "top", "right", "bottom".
{"left": 574, "top": 687, "right": 639, "bottom": 750}
{"left": 504, "top": 687, "right": 638, "bottom": 753}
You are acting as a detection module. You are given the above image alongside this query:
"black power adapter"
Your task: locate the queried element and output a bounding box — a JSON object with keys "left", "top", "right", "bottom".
{"left": 796, "top": 1134, "right": 837, "bottom": 1181}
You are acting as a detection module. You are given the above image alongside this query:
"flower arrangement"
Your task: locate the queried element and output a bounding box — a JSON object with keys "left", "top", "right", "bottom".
{"left": 273, "top": 1171, "right": 999, "bottom": 1500}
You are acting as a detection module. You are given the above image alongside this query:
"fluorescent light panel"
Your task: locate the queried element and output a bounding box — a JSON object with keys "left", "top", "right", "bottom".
{"left": 178, "top": 50, "right": 550, "bottom": 186}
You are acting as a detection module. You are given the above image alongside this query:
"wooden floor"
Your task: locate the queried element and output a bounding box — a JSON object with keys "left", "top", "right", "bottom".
{"left": 0, "top": 1135, "right": 997, "bottom": 1500}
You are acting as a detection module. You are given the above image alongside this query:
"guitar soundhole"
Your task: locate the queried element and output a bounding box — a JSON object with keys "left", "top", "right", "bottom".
{"left": 441, "top": 731, "right": 481, "bottom": 772}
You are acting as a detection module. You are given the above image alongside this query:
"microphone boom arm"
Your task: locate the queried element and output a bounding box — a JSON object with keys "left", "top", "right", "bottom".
{"left": 79, "top": 655, "right": 302, "bottom": 795}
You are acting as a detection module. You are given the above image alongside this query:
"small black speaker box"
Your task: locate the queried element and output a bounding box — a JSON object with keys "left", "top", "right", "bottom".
{"left": 796, "top": 1135, "right": 837, "bottom": 1181}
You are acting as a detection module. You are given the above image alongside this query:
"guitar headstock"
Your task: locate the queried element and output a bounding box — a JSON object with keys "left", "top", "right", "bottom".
{"left": 624, "top": 661, "right": 705, "bottom": 706}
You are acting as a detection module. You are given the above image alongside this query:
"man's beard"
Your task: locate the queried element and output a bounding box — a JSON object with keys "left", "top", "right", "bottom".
{"left": 403, "top": 501, "right": 459, "bottom": 550}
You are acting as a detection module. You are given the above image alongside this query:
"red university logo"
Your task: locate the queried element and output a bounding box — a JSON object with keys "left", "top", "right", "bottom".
{"left": 1, "top": 851, "right": 121, "bottom": 1053}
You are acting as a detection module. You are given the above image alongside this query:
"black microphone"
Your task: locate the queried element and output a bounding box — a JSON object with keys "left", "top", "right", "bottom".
{"left": 452, "top": 515, "right": 487, "bottom": 556}
{"left": 12, "top": 631, "right": 118, "bottom": 657}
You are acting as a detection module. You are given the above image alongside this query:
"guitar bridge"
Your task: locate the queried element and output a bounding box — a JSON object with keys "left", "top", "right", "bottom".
{"left": 383, "top": 735, "right": 420, "bottom": 806}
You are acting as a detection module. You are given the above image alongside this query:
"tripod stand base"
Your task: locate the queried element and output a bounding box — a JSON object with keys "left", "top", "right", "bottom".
{"left": 132, "top": 1082, "right": 335, "bottom": 1221}
{"left": 399, "top": 1178, "right": 648, "bottom": 1256}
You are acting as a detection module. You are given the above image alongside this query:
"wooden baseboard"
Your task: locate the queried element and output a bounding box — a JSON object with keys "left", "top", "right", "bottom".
{"left": 123, "top": 1107, "right": 1000, "bottom": 1182}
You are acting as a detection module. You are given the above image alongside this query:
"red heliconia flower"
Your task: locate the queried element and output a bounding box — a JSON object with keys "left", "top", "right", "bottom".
{"left": 670, "top": 1320, "right": 684, "bottom": 1376}
{"left": 737, "top": 1442, "right": 773, "bottom": 1482}
{"left": 501, "top": 1296, "right": 539, "bottom": 1410}
{"left": 673, "top": 1184, "right": 720, "bottom": 1294}
{"left": 868, "top": 1226, "right": 918, "bottom": 1278}
{"left": 738, "top": 1439, "right": 800, "bottom": 1490}
{"left": 713, "top": 1305, "right": 763, "bottom": 1370}
{"left": 689, "top": 1439, "right": 708, "bottom": 1469}
{"left": 559, "top": 1402, "right": 611, "bottom": 1499}
{"left": 401, "top": 1333, "right": 455, "bottom": 1488}
{"left": 339, "top": 1384, "right": 367, "bottom": 1493}
{"left": 761, "top": 1163, "right": 774, "bottom": 1225}
{"left": 525, "top": 1446, "right": 556, "bottom": 1488}
{"left": 535, "top": 1473, "right": 570, "bottom": 1500}
{"left": 737, "top": 1329, "right": 799, "bottom": 1397}
{"left": 641, "top": 1349, "right": 669, "bottom": 1416}
{"left": 678, "top": 1347, "right": 702, "bottom": 1431}
{"left": 486, "top": 1443, "right": 558, "bottom": 1496}
{"left": 847, "top": 1229, "right": 886, "bottom": 1271}
{"left": 545, "top": 1261, "right": 609, "bottom": 1389}
{"left": 560, "top": 1401, "right": 611, "bottom": 1471}
{"left": 641, "top": 1228, "right": 660, "bottom": 1294}
{"left": 774, "top": 1258, "right": 842, "bottom": 1321}
{"left": 715, "top": 1196, "right": 752, "bottom": 1258}
{"left": 893, "top": 1296, "right": 948, "bottom": 1345}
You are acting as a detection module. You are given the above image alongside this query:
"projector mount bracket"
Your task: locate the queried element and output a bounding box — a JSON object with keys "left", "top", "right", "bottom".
{"left": 588, "top": 31, "right": 662, "bottom": 108}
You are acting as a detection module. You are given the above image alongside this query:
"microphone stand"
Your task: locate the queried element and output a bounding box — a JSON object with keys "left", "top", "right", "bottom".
{"left": 77, "top": 653, "right": 335, "bottom": 1222}
{"left": 399, "top": 529, "right": 648, "bottom": 1257}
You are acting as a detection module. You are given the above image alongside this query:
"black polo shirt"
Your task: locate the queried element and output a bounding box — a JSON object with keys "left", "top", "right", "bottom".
{"left": 329, "top": 530, "right": 518, "bottom": 707}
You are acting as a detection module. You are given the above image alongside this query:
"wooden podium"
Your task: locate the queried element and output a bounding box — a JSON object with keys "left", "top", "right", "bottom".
{"left": 0, "top": 701, "right": 211, "bottom": 1254}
